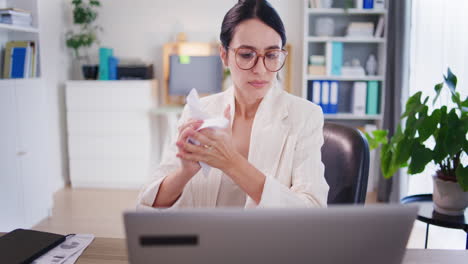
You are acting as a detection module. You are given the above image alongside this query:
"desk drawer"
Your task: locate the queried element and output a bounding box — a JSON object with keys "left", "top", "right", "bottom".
{"left": 68, "top": 135, "right": 150, "bottom": 159}
{"left": 69, "top": 159, "right": 149, "bottom": 188}
{"left": 66, "top": 80, "right": 157, "bottom": 111}
{"left": 67, "top": 111, "right": 150, "bottom": 136}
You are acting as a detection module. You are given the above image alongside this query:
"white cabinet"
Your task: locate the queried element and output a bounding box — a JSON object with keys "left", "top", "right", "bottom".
{"left": 0, "top": 79, "right": 52, "bottom": 231}
{"left": 0, "top": 0, "right": 51, "bottom": 231}
{"left": 65, "top": 80, "right": 158, "bottom": 188}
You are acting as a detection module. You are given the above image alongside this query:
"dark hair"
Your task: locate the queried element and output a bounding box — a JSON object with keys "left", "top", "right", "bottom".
{"left": 220, "top": 0, "right": 286, "bottom": 49}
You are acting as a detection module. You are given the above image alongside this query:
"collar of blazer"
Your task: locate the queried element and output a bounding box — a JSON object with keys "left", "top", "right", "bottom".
{"left": 207, "top": 82, "right": 292, "bottom": 206}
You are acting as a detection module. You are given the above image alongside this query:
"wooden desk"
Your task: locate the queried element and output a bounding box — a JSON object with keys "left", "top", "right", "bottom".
{"left": 75, "top": 237, "right": 468, "bottom": 264}
{"left": 1, "top": 233, "right": 467, "bottom": 263}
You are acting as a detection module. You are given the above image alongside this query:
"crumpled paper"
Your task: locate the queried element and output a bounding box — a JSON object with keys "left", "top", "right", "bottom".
{"left": 186, "top": 88, "right": 229, "bottom": 177}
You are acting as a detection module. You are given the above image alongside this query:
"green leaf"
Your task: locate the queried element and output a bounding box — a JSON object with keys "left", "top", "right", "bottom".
{"left": 454, "top": 93, "right": 464, "bottom": 111}
{"left": 366, "top": 129, "right": 389, "bottom": 150}
{"left": 418, "top": 108, "right": 440, "bottom": 142}
{"left": 392, "top": 137, "right": 414, "bottom": 166}
{"left": 432, "top": 82, "right": 444, "bottom": 105}
{"left": 408, "top": 142, "right": 433, "bottom": 174}
{"left": 404, "top": 113, "right": 418, "bottom": 138}
{"left": 462, "top": 96, "right": 468, "bottom": 109}
{"left": 380, "top": 144, "right": 393, "bottom": 178}
{"left": 364, "top": 132, "right": 377, "bottom": 150}
{"left": 445, "top": 109, "right": 464, "bottom": 155}
{"left": 444, "top": 67, "right": 458, "bottom": 94}
{"left": 372, "top": 130, "right": 388, "bottom": 141}
{"left": 402, "top": 92, "right": 423, "bottom": 118}
{"left": 455, "top": 164, "right": 468, "bottom": 192}
{"left": 392, "top": 125, "right": 405, "bottom": 143}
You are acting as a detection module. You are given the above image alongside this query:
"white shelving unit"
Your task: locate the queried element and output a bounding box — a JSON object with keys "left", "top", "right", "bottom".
{"left": 302, "top": 0, "right": 388, "bottom": 122}
{"left": 0, "top": 0, "right": 50, "bottom": 231}
{"left": 302, "top": 0, "right": 389, "bottom": 193}
{"left": 308, "top": 8, "right": 387, "bottom": 15}
{"left": 0, "top": 23, "right": 38, "bottom": 33}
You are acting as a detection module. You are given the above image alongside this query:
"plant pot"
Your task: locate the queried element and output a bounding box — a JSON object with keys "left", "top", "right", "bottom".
{"left": 82, "top": 65, "right": 98, "bottom": 80}
{"left": 432, "top": 175, "right": 468, "bottom": 216}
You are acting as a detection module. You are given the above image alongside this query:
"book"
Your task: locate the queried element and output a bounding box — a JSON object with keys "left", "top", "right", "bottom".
{"left": 99, "top": 47, "right": 113, "bottom": 80}
{"left": 321, "top": 80, "right": 330, "bottom": 113}
{"left": 374, "top": 0, "right": 386, "bottom": 10}
{"left": 11, "top": 46, "right": 27, "bottom": 78}
{"left": 331, "top": 42, "right": 343, "bottom": 76}
{"left": 0, "top": 8, "right": 32, "bottom": 15}
{"left": 312, "top": 80, "right": 321, "bottom": 106}
{"left": 329, "top": 81, "right": 339, "bottom": 114}
{"left": 0, "top": 229, "right": 65, "bottom": 264}
{"left": 0, "top": 14, "right": 32, "bottom": 26}
{"left": 363, "top": 0, "right": 374, "bottom": 9}
{"left": 30, "top": 41, "right": 37, "bottom": 77}
{"left": 2, "top": 41, "right": 33, "bottom": 78}
{"left": 108, "top": 56, "right": 119, "bottom": 80}
{"left": 366, "top": 81, "right": 380, "bottom": 114}
{"left": 374, "top": 16, "right": 385, "bottom": 37}
{"left": 352, "top": 82, "right": 367, "bottom": 115}
{"left": 307, "top": 81, "right": 313, "bottom": 102}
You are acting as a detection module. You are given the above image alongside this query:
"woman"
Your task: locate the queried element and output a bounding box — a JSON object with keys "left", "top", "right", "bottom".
{"left": 137, "top": 0, "right": 329, "bottom": 209}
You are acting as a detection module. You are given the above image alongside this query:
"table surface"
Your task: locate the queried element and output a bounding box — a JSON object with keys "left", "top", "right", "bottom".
{"left": 2, "top": 233, "right": 468, "bottom": 263}
{"left": 401, "top": 194, "right": 468, "bottom": 231}
{"left": 76, "top": 237, "right": 468, "bottom": 264}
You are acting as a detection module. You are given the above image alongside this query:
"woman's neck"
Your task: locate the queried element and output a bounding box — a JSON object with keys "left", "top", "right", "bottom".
{"left": 234, "top": 89, "right": 263, "bottom": 119}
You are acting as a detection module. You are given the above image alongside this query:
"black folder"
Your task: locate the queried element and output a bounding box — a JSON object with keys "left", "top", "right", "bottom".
{"left": 0, "top": 229, "right": 66, "bottom": 264}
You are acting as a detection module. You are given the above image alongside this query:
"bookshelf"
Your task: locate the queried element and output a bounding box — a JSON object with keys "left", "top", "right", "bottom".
{"left": 302, "top": 0, "right": 389, "bottom": 193}
{"left": 0, "top": 22, "right": 38, "bottom": 33}
{"left": 302, "top": 0, "right": 388, "bottom": 122}
{"left": 308, "top": 8, "right": 387, "bottom": 15}
{"left": 0, "top": 0, "right": 41, "bottom": 80}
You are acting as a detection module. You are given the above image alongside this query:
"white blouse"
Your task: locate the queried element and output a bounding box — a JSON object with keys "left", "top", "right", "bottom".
{"left": 216, "top": 173, "right": 247, "bottom": 207}
{"left": 137, "top": 84, "right": 329, "bottom": 210}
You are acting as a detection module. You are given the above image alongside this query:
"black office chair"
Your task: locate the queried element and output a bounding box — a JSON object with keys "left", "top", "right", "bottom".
{"left": 322, "top": 122, "right": 370, "bottom": 204}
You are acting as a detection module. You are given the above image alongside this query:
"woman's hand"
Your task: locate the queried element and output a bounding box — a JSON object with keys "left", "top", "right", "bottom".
{"left": 175, "top": 118, "right": 204, "bottom": 177}
{"left": 177, "top": 105, "right": 242, "bottom": 173}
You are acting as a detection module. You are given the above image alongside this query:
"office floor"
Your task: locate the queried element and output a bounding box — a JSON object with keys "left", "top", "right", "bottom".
{"left": 33, "top": 187, "right": 467, "bottom": 249}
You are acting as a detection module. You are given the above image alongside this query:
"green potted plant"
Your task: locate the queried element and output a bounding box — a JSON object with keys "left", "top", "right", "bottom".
{"left": 66, "top": 0, "right": 101, "bottom": 79}
{"left": 366, "top": 68, "right": 468, "bottom": 215}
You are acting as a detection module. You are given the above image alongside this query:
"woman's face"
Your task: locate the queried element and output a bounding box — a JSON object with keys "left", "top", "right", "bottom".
{"left": 220, "top": 18, "right": 283, "bottom": 100}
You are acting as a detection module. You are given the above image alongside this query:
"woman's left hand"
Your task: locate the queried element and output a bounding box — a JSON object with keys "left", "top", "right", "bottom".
{"left": 177, "top": 105, "right": 242, "bottom": 172}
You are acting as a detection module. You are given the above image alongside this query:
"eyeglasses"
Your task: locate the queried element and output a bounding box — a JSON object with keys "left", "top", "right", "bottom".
{"left": 228, "top": 47, "right": 288, "bottom": 72}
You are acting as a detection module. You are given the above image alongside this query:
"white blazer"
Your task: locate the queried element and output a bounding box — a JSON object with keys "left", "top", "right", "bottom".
{"left": 137, "top": 84, "right": 329, "bottom": 209}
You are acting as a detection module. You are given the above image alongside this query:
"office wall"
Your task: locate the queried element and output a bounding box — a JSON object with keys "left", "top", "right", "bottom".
{"left": 81, "top": 0, "right": 304, "bottom": 95}
{"left": 50, "top": 0, "right": 304, "bottom": 186}
{"left": 38, "top": 0, "right": 71, "bottom": 191}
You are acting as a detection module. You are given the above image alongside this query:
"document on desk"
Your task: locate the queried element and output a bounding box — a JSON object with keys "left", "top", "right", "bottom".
{"left": 32, "top": 234, "right": 94, "bottom": 264}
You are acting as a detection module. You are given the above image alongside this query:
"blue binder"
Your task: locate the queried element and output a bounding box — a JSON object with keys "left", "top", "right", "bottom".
{"left": 311, "top": 80, "right": 322, "bottom": 108}
{"left": 108, "top": 56, "right": 119, "bottom": 80}
{"left": 363, "top": 0, "right": 374, "bottom": 9}
{"left": 11, "top": 47, "right": 26, "bottom": 78}
{"left": 321, "top": 81, "right": 330, "bottom": 114}
{"left": 329, "top": 81, "right": 339, "bottom": 114}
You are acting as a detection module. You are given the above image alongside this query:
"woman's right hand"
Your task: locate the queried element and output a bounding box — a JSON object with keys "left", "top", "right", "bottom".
{"left": 175, "top": 118, "right": 203, "bottom": 177}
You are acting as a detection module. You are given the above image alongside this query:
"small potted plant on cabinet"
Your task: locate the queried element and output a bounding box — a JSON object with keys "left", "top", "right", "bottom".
{"left": 66, "top": 0, "right": 101, "bottom": 79}
{"left": 366, "top": 68, "right": 468, "bottom": 215}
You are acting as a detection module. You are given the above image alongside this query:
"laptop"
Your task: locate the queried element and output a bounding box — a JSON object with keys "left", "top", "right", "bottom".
{"left": 124, "top": 205, "right": 418, "bottom": 264}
